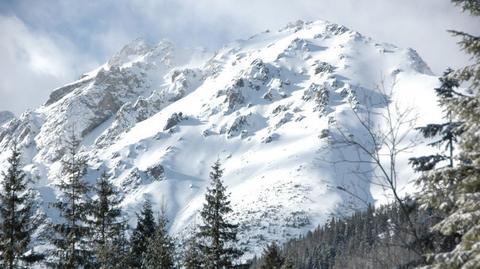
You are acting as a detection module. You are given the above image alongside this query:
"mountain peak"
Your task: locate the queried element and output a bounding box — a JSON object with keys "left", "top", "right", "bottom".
{"left": 0, "top": 111, "right": 15, "bottom": 126}
{"left": 279, "top": 19, "right": 351, "bottom": 35}
{"left": 107, "top": 38, "right": 153, "bottom": 67}
{"left": 0, "top": 19, "right": 441, "bottom": 259}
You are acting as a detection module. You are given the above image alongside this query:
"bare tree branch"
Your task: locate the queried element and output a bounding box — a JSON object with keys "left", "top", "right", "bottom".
{"left": 321, "top": 78, "right": 422, "bottom": 255}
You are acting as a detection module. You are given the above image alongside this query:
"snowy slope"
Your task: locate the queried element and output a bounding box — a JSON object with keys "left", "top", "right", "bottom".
{"left": 0, "top": 20, "right": 442, "bottom": 258}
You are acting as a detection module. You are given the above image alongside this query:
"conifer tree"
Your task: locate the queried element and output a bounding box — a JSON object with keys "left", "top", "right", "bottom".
{"left": 113, "top": 222, "right": 131, "bottom": 268}
{"left": 94, "top": 220, "right": 130, "bottom": 269}
{"left": 91, "top": 171, "right": 125, "bottom": 269}
{"left": 260, "top": 242, "right": 284, "bottom": 269}
{"left": 129, "top": 199, "right": 156, "bottom": 268}
{"left": 0, "top": 144, "right": 34, "bottom": 269}
{"left": 198, "top": 160, "right": 242, "bottom": 268}
{"left": 281, "top": 256, "right": 295, "bottom": 269}
{"left": 142, "top": 210, "right": 175, "bottom": 269}
{"left": 97, "top": 221, "right": 130, "bottom": 269}
{"left": 409, "top": 69, "right": 463, "bottom": 172}
{"left": 416, "top": 0, "right": 480, "bottom": 267}
{"left": 50, "top": 131, "right": 92, "bottom": 269}
{"left": 183, "top": 231, "right": 203, "bottom": 269}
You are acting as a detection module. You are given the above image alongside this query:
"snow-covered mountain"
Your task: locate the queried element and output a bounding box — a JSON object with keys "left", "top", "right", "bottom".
{"left": 0, "top": 20, "right": 442, "bottom": 257}
{"left": 0, "top": 111, "right": 15, "bottom": 124}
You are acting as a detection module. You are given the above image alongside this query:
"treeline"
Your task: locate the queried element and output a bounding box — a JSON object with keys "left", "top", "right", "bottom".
{"left": 0, "top": 135, "right": 243, "bottom": 269}
{"left": 250, "top": 202, "right": 456, "bottom": 269}
{"left": 1, "top": 0, "right": 478, "bottom": 268}
{"left": 252, "top": 0, "right": 480, "bottom": 268}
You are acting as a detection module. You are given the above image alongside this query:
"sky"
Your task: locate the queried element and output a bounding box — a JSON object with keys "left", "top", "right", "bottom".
{"left": 0, "top": 0, "right": 478, "bottom": 115}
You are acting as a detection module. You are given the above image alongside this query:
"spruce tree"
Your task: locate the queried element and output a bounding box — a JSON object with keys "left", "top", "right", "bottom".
{"left": 409, "top": 69, "right": 463, "bottom": 172}
{"left": 260, "top": 242, "right": 284, "bottom": 269}
{"left": 281, "top": 256, "right": 295, "bottom": 269}
{"left": 197, "top": 160, "right": 242, "bottom": 268}
{"left": 50, "top": 131, "right": 92, "bottom": 269}
{"left": 416, "top": 0, "right": 480, "bottom": 267}
{"left": 129, "top": 199, "right": 156, "bottom": 268}
{"left": 91, "top": 171, "right": 125, "bottom": 269}
{"left": 113, "top": 222, "right": 131, "bottom": 268}
{"left": 97, "top": 222, "right": 130, "bottom": 269}
{"left": 97, "top": 220, "right": 130, "bottom": 269}
{"left": 142, "top": 210, "right": 175, "bottom": 269}
{"left": 183, "top": 231, "right": 203, "bottom": 269}
{"left": 0, "top": 144, "right": 34, "bottom": 269}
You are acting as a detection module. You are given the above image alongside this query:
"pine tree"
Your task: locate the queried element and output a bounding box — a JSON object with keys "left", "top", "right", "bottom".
{"left": 197, "top": 160, "right": 242, "bottom": 268}
{"left": 142, "top": 210, "right": 175, "bottom": 269}
{"left": 409, "top": 68, "right": 463, "bottom": 172}
{"left": 183, "top": 231, "right": 204, "bottom": 269}
{"left": 91, "top": 171, "right": 125, "bottom": 269}
{"left": 97, "top": 222, "right": 130, "bottom": 269}
{"left": 260, "top": 242, "right": 284, "bottom": 269}
{"left": 417, "top": 1, "right": 480, "bottom": 267}
{"left": 0, "top": 144, "right": 34, "bottom": 269}
{"left": 452, "top": 0, "right": 480, "bottom": 15}
{"left": 97, "top": 220, "right": 131, "bottom": 269}
{"left": 115, "top": 223, "right": 131, "bottom": 267}
{"left": 50, "top": 131, "right": 92, "bottom": 269}
{"left": 129, "top": 199, "right": 156, "bottom": 268}
{"left": 281, "top": 255, "right": 295, "bottom": 269}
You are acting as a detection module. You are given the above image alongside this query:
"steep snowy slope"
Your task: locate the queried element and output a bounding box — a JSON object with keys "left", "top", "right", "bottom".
{"left": 0, "top": 20, "right": 442, "bottom": 258}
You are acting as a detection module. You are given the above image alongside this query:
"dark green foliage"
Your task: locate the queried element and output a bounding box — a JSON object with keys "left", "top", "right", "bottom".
{"left": 94, "top": 222, "right": 131, "bottom": 269}
{"left": 414, "top": 1, "right": 480, "bottom": 267}
{"left": 50, "top": 132, "right": 93, "bottom": 269}
{"left": 142, "top": 211, "right": 175, "bottom": 269}
{"left": 281, "top": 256, "right": 295, "bottom": 269}
{"left": 91, "top": 171, "right": 126, "bottom": 269}
{"left": 452, "top": 0, "right": 480, "bottom": 15}
{"left": 183, "top": 232, "right": 204, "bottom": 269}
{"left": 197, "top": 160, "right": 242, "bottom": 268}
{"left": 251, "top": 203, "right": 454, "bottom": 269}
{"left": 129, "top": 199, "right": 156, "bottom": 268}
{"left": 0, "top": 144, "right": 35, "bottom": 269}
{"left": 434, "top": 68, "right": 461, "bottom": 99}
{"left": 409, "top": 69, "right": 463, "bottom": 171}
{"left": 259, "top": 242, "right": 284, "bottom": 269}
{"left": 116, "top": 223, "right": 132, "bottom": 267}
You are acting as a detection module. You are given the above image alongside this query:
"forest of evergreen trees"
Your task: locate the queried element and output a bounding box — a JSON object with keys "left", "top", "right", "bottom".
{"left": 0, "top": 141, "right": 243, "bottom": 268}
{"left": 252, "top": 1, "right": 480, "bottom": 268}
{"left": 0, "top": 0, "right": 478, "bottom": 268}
{"left": 249, "top": 202, "right": 457, "bottom": 269}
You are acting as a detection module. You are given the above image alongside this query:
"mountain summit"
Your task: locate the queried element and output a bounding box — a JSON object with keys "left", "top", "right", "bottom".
{"left": 0, "top": 20, "right": 440, "bottom": 257}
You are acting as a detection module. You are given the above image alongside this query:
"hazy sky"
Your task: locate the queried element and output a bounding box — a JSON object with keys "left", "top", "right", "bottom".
{"left": 0, "top": 0, "right": 478, "bottom": 115}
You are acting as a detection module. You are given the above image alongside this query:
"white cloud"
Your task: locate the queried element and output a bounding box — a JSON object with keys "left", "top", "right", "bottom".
{"left": 0, "top": 15, "right": 99, "bottom": 115}
{"left": 1, "top": 0, "right": 479, "bottom": 114}
{"left": 117, "top": 0, "right": 480, "bottom": 73}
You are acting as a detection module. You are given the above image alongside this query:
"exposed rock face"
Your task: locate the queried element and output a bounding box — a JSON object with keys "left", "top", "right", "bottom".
{"left": 164, "top": 112, "right": 185, "bottom": 131}
{"left": 227, "top": 115, "right": 249, "bottom": 137}
{"left": 225, "top": 87, "right": 245, "bottom": 110}
{"left": 0, "top": 111, "right": 15, "bottom": 126}
{"left": 146, "top": 163, "right": 165, "bottom": 180}
{"left": 314, "top": 61, "right": 336, "bottom": 74}
{"left": 303, "top": 83, "right": 330, "bottom": 115}
{"left": 45, "top": 78, "right": 94, "bottom": 106}
{"left": 95, "top": 68, "right": 203, "bottom": 147}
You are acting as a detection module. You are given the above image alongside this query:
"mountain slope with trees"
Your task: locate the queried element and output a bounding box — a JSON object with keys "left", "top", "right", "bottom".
{"left": 0, "top": 5, "right": 471, "bottom": 265}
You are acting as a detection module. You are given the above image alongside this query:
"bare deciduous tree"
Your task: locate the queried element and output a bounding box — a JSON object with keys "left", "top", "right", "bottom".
{"left": 324, "top": 78, "right": 422, "bottom": 256}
